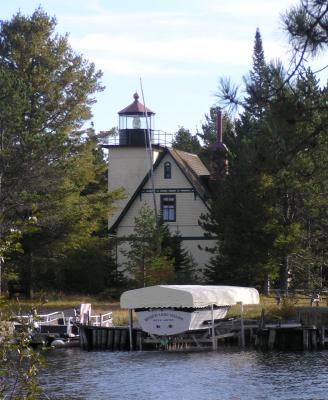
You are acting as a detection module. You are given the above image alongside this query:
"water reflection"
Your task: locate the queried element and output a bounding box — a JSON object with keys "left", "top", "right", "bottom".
{"left": 39, "top": 348, "right": 328, "bottom": 400}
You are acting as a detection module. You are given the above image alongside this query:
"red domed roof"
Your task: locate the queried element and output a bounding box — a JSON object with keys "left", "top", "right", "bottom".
{"left": 118, "top": 92, "right": 155, "bottom": 115}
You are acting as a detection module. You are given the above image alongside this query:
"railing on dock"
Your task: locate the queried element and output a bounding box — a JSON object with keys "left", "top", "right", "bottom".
{"left": 89, "top": 312, "right": 113, "bottom": 327}
{"left": 14, "top": 311, "right": 65, "bottom": 326}
{"left": 39, "top": 311, "right": 65, "bottom": 324}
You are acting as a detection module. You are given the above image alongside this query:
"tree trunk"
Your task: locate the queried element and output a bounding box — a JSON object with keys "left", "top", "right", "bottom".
{"left": 22, "top": 250, "right": 32, "bottom": 299}
{"left": 263, "top": 275, "right": 270, "bottom": 296}
{"left": 280, "top": 255, "right": 290, "bottom": 294}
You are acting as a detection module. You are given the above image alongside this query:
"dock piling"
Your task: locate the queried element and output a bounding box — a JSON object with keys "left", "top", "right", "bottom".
{"left": 303, "top": 329, "right": 309, "bottom": 350}
{"left": 211, "top": 304, "right": 217, "bottom": 351}
{"left": 268, "top": 329, "right": 276, "bottom": 350}
{"left": 128, "top": 309, "right": 133, "bottom": 351}
{"left": 237, "top": 302, "right": 245, "bottom": 347}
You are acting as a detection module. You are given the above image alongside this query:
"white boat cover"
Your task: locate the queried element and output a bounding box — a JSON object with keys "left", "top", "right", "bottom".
{"left": 120, "top": 285, "right": 260, "bottom": 309}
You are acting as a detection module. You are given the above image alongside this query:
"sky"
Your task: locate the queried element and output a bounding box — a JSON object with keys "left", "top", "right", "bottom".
{"left": 1, "top": 0, "right": 320, "bottom": 137}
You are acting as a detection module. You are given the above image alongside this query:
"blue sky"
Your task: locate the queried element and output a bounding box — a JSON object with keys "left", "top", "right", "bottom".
{"left": 2, "top": 0, "right": 320, "bottom": 136}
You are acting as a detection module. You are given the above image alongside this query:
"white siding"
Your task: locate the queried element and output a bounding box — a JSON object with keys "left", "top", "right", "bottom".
{"left": 108, "top": 147, "right": 161, "bottom": 228}
{"left": 114, "top": 153, "right": 214, "bottom": 274}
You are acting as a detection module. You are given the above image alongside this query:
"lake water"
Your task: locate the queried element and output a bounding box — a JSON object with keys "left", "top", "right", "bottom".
{"left": 40, "top": 347, "right": 328, "bottom": 400}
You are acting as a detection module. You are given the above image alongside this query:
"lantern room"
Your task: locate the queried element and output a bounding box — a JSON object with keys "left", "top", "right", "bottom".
{"left": 118, "top": 92, "right": 155, "bottom": 146}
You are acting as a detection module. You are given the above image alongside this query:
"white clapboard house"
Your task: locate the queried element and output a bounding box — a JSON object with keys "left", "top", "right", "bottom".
{"left": 104, "top": 93, "right": 225, "bottom": 278}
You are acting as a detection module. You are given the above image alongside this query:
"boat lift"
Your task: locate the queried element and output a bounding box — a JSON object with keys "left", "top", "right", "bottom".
{"left": 120, "top": 285, "right": 260, "bottom": 351}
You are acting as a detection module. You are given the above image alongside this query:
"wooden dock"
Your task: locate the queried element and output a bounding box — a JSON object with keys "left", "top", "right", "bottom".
{"left": 80, "top": 308, "right": 328, "bottom": 351}
{"left": 79, "top": 318, "right": 257, "bottom": 351}
{"left": 80, "top": 326, "right": 143, "bottom": 351}
{"left": 255, "top": 307, "right": 328, "bottom": 350}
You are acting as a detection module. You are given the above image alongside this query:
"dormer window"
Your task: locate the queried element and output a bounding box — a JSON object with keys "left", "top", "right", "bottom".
{"left": 164, "top": 162, "right": 171, "bottom": 179}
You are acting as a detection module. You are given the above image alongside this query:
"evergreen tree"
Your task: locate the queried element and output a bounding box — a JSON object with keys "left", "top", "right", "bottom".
{"left": 172, "top": 127, "right": 201, "bottom": 154}
{"left": 18, "top": 128, "right": 122, "bottom": 294}
{"left": 0, "top": 8, "right": 101, "bottom": 224}
{"left": 200, "top": 118, "right": 278, "bottom": 286}
{"left": 244, "top": 28, "right": 270, "bottom": 118}
{"left": 202, "top": 24, "right": 328, "bottom": 291}
{"left": 123, "top": 204, "right": 174, "bottom": 287}
{"left": 0, "top": 9, "right": 122, "bottom": 295}
{"left": 124, "top": 205, "right": 197, "bottom": 286}
{"left": 283, "top": 0, "right": 328, "bottom": 58}
{"left": 161, "top": 225, "right": 197, "bottom": 283}
{"left": 264, "top": 70, "right": 328, "bottom": 291}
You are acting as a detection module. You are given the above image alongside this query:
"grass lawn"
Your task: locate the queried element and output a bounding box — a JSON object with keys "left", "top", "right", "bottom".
{"left": 5, "top": 293, "right": 128, "bottom": 325}
{"left": 229, "top": 293, "right": 328, "bottom": 321}
{"left": 6, "top": 291, "right": 328, "bottom": 326}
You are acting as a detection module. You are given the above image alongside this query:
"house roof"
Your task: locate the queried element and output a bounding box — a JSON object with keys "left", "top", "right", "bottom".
{"left": 169, "top": 149, "right": 210, "bottom": 200}
{"left": 118, "top": 92, "right": 155, "bottom": 115}
{"left": 109, "top": 147, "right": 210, "bottom": 233}
{"left": 172, "top": 149, "right": 210, "bottom": 176}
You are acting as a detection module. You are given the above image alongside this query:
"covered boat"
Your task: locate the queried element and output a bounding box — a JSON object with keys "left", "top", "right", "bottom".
{"left": 120, "top": 285, "right": 260, "bottom": 335}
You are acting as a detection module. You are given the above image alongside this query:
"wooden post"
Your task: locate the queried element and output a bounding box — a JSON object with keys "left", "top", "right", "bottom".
{"left": 128, "top": 309, "right": 133, "bottom": 351}
{"left": 303, "top": 329, "right": 309, "bottom": 350}
{"left": 137, "top": 330, "right": 143, "bottom": 351}
{"left": 107, "top": 328, "right": 114, "bottom": 350}
{"left": 211, "top": 304, "right": 217, "bottom": 351}
{"left": 92, "top": 327, "right": 97, "bottom": 350}
{"left": 238, "top": 302, "right": 245, "bottom": 347}
{"left": 321, "top": 326, "right": 325, "bottom": 348}
{"left": 79, "top": 326, "right": 86, "bottom": 349}
{"left": 101, "top": 328, "right": 107, "bottom": 350}
{"left": 311, "top": 330, "right": 317, "bottom": 350}
{"left": 268, "top": 329, "right": 276, "bottom": 350}
{"left": 259, "top": 309, "right": 265, "bottom": 329}
{"left": 120, "top": 328, "right": 128, "bottom": 350}
{"left": 113, "top": 328, "right": 121, "bottom": 350}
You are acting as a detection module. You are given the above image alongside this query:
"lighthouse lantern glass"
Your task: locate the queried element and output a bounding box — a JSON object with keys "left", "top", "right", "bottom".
{"left": 119, "top": 114, "right": 152, "bottom": 130}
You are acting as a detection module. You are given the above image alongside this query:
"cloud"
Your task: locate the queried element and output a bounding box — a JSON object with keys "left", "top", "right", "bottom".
{"left": 198, "top": 0, "right": 299, "bottom": 17}
{"left": 91, "top": 57, "right": 197, "bottom": 77}
{"left": 60, "top": 11, "right": 198, "bottom": 30}
{"left": 71, "top": 33, "right": 284, "bottom": 74}
{"left": 62, "top": 1, "right": 296, "bottom": 78}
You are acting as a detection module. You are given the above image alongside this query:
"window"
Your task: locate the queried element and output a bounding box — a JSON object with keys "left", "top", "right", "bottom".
{"left": 161, "top": 195, "right": 176, "bottom": 222}
{"left": 164, "top": 162, "right": 171, "bottom": 179}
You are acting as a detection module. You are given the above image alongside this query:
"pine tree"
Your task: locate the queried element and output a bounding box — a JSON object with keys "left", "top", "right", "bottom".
{"left": 0, "top": 9, "right": 123, "bottom": 295}
{"left": 208, "top": 64, "right": 328, "bottom": 290}
{"left": 172, "top": 127, "right": 201, "bottom": 154}
{"left": 244, "top": 28, "right": 270, "bottom": 118}
{"left": 283, "top": 0, "right": 328, "bottom": 58}
{"left": 203, "top": 4, "right": 328, "bottom": 292}
{"left": 123, "top": 204, "right": 174, "bottom": 287}
{"left": 161, "top": 225, "right": 197, "bottom": 283}
{"left": 0, "top": 8, "right": 103, "bottom": 223}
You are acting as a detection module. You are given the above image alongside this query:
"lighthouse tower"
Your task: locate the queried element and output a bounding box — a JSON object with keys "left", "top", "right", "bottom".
{"left": 107, "top": 93, "right": 161, "bottom": 229}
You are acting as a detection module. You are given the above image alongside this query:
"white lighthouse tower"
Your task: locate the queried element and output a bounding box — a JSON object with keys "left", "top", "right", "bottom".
{"left": 107, "top": 93, "right": 160, "bottom": 230}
